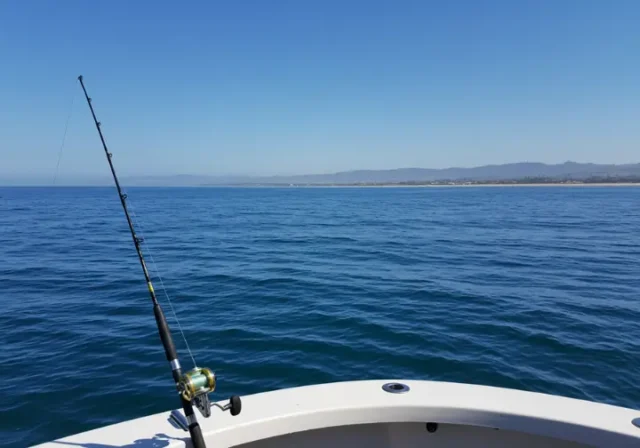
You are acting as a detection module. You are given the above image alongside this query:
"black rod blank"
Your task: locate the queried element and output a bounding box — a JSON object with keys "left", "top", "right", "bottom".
{"left": 77, "top": 75, "right": 207, "bottom": 448}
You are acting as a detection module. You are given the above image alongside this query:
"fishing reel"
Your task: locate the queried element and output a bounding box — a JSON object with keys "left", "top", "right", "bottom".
{"left": 177, "top": 367, "right": 241, "bottom": 418}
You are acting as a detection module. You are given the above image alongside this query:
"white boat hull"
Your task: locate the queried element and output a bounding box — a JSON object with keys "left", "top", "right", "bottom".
{"left": 35, "top": 380, "right": 640, "bottom": 447}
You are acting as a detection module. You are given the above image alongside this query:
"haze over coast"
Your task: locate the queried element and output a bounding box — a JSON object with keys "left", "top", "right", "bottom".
{"left": 3, "top": 161, "right": 640, "bottom": 186}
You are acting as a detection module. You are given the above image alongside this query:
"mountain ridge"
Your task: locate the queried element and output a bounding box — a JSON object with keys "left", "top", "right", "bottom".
{"left": 3, "top": 161, "right": 640, "bottom": 186}
{"left": 207, "top": 161, "right": 640, "bottom": 186}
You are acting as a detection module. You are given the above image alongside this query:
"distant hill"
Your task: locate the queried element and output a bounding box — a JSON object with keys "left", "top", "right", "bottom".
{"left": 204, "top": 161, "right": 640, "bottom": 185}
{"left": 3, "top": 162, "right": 639, "bottom": 186}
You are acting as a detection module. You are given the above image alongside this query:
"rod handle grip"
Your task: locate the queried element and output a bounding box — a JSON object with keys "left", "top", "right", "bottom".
{"left": 189, "top": 422, "right": 207, "bottom": 448}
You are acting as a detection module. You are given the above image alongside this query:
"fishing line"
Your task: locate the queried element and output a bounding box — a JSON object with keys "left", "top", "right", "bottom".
{"left": 126, "top": 196, "right": 198, "bottom": 368}
{"left": 53, "top": 84, "right": 76, "bottom": 185}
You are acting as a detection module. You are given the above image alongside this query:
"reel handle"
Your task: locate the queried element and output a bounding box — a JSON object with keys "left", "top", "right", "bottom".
{"left": 214, "top": 395, "right": 242, "bottom": 416}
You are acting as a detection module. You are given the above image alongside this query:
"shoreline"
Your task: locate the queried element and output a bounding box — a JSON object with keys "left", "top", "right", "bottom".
{"left": 3, "top": 183, "right": 640, "bottom": 188}
{"left": 347, "top": 183, "right": 640, "bottom": 188}
{"left": 230, "top": 183, "right": 640, "bottom": 188}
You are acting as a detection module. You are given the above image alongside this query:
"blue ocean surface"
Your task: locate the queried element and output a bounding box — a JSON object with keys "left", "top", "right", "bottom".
{"left": 1, "top": 186, "right": 639, "bottom": 447}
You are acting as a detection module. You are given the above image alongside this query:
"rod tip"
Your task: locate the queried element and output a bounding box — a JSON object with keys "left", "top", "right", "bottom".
{"left": 78, "top": 75, "right": 83, "bottom": 81}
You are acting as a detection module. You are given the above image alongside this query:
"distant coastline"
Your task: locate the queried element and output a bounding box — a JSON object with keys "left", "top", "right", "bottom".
{"left": 198, "top": 163, "right": 640, "bottom": 188}
{"left": 4, "top": 161, "right": 640, "bottom": 187}
{"left": 263, "top": 182, "right": 640, "bottom": 188}
{"left": 218, "top": 177, "right": 640, "bottom": 188}
{"left": 4, "top": 181, "right": 640, "bottom": 188}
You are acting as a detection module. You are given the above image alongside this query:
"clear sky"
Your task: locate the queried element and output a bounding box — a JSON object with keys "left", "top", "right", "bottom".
{"left": 1, "top": 0, "right": 639, "bottom": 180}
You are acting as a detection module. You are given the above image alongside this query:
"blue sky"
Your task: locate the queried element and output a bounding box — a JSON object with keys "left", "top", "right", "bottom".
{"left": 1, "top": 1, "right": 639, "bottom": 180}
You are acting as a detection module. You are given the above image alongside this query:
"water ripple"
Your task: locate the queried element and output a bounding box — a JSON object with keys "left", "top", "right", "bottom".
{"left": 1, "top": 186, "right": 639, "bottom": 447}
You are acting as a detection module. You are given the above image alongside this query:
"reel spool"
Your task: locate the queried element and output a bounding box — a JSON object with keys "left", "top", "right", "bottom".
{"left": 178, "top": 367, "right": 216, "bottom": 401}
{"left": 177, "top": 367, "right": 241, "bottom": 419}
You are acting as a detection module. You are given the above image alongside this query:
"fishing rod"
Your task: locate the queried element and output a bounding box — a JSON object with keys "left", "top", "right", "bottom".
{"left": 77, "top": 75, "right": 240, "bottom": 448}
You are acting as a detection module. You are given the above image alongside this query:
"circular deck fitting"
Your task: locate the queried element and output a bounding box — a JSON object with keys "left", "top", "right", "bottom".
{"left": 382, "top": 382, "right": 410, "bottom": 394}
{"left": 633, "top": 417, "right": 640, "bottom": 429}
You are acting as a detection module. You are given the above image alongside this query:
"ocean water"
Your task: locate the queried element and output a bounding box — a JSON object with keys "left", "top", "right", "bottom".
{"left": 1, "top": 186, "right": 639, "bottom": 447}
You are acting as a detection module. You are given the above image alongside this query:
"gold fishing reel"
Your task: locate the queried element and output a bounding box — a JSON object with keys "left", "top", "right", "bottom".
{"left": 176, "top": 366, "right": 241, "bottom": 419}
{"left": 178, "top": 367, "right": 216, "bottom": 401}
